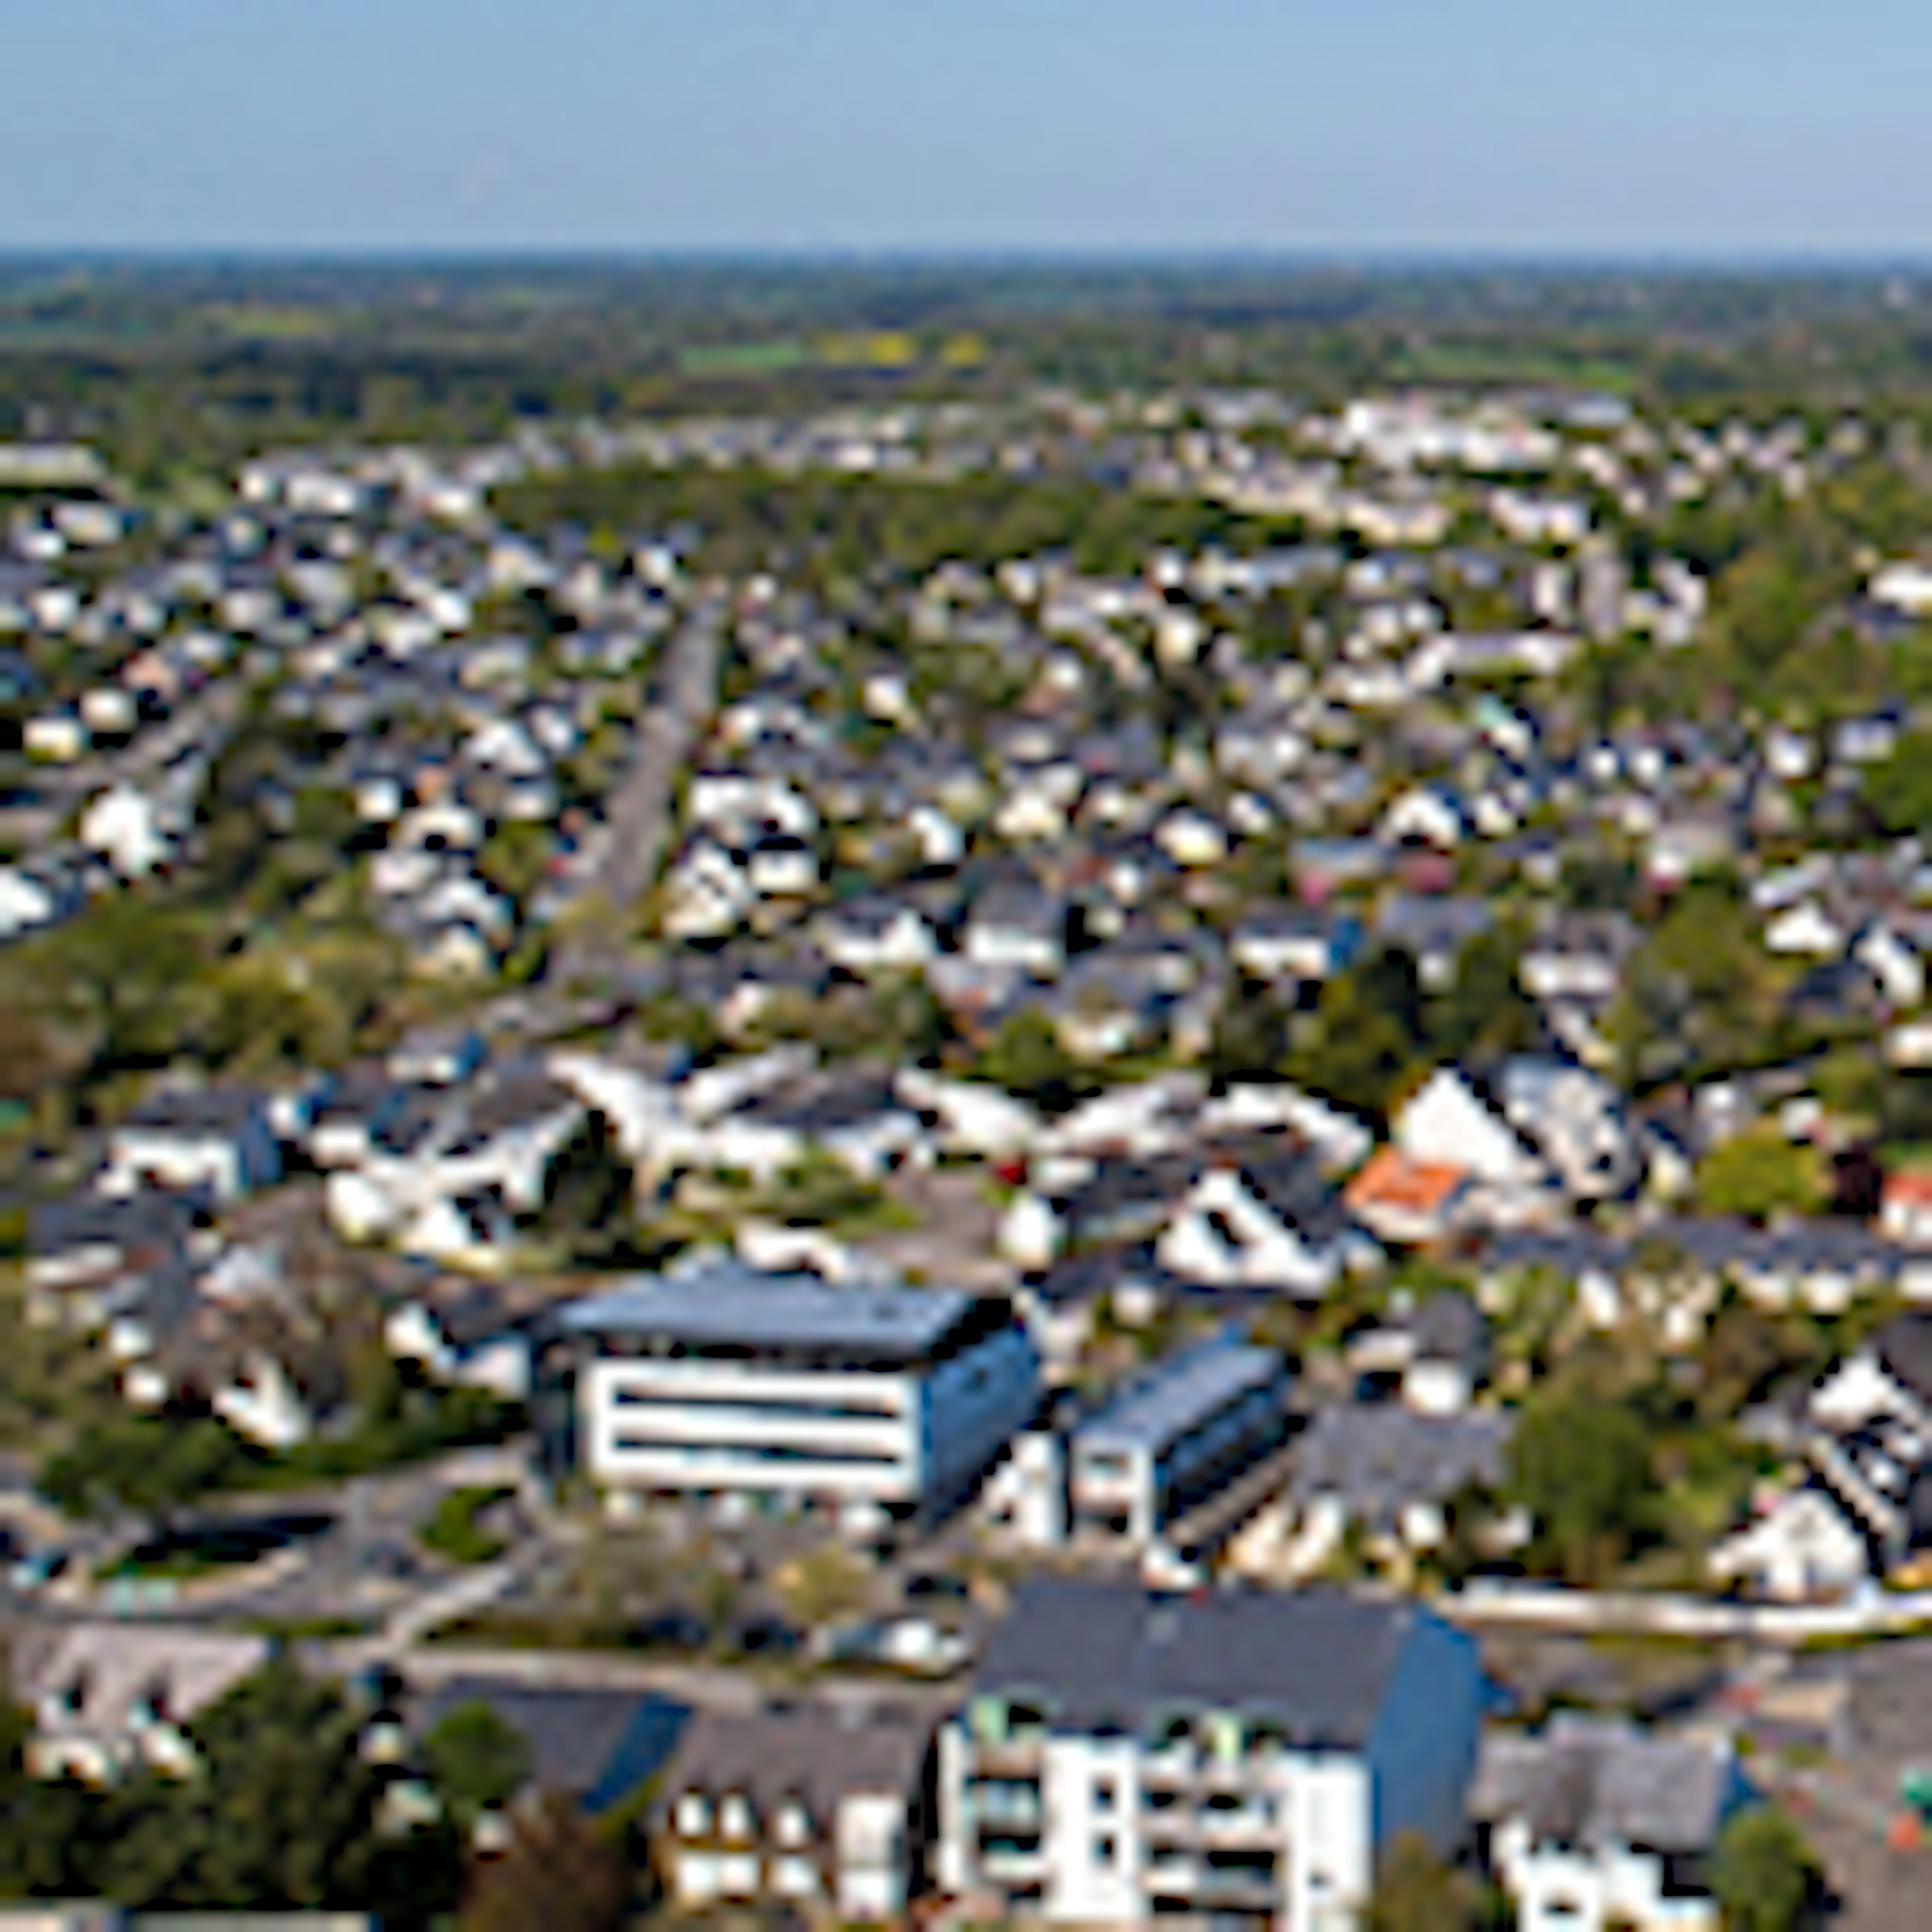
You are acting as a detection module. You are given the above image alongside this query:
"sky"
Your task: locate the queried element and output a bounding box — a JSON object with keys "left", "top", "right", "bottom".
{"left": 4, "top": 0, "right": 1929, "bottom": 257}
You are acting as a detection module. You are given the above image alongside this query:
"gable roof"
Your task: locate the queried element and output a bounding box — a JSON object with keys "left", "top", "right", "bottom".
{"left": 659, "top": 1704, "right": 931, "bottom": 1827}
{"left": 1470, "top": 1716, "right": 1735, "bottom": 1855}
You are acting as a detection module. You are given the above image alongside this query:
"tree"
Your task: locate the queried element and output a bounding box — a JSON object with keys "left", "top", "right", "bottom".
{"left": 776, "top": 1540, "right": 872, "bottom": 1630}
{"left": 183, "top": 1653, "right": 461, "bottom": 1914}
{"left": 1505, "top": 1382, "right": 1657, "bottom": 1584}
{"left": 1712, "top": 1804, "right": 1821, "bottom": 1932}
{"left": 1363, "top": 1831, "right": 1485, "bottom": 1932}
{"left": 459, "top": 1789, "right": 631, "bottom": 1932}
{"left": 1696, "top": 1128, "right": 1824, "bottom": 1224}
{"left": 977, "top": 1006, "right": 1090, "bottom": 1114}
{"left": 423, "top": 1702, "right": 532, "bottom": 1825}
{"left": 39, "top": 1411, "right": 250, "bottom": 1531}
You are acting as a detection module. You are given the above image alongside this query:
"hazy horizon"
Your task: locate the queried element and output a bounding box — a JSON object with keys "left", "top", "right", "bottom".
{"left": 9, "top": 1, "right": 1932, "bottom": 258}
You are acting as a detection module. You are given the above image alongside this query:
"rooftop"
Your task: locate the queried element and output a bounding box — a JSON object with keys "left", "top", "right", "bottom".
{"left": 970, "top": 1575, "right": 1431, "bottom": 1746}
{"left": 1076, "top": 1336, "right": 1287, "bottom": 1457}
{"left": 555, "top": 1260, "right": 982, "bottom": 1361}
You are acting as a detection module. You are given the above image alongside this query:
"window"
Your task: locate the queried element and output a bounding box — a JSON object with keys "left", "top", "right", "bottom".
{"left": 1093, "top": 1779, "right": 1117, "bottom": 1812}
{"left": 1095, "top": 1834, "right": 1117, "bottom": 1865}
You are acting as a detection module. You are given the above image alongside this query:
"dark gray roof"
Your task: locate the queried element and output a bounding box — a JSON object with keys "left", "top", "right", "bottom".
{"left": 119, "top": 1086, "right": 272, "bottom": 1135}
{"left": 1291, "top": 1405, "right": 1512, "bottom": 1523}
{"left": 415, "top": 1679, "right": 689, "bottom": 1815}
{"left": 29, "top": 1188, "right": 199, "bottom": 1259}
{"left": 1469, "top": 1716, "right": 1737, "bottom": 1855}
{"left": 1872, "top": 1313, "right": 1932, "bottom": 1409}
{"left": 659, "top": 1704, "right": 932, "bottom": 1830}
{"left": 556, "top": 1262, "right": 983, "bottom": 1360}
{"left": 970, "top": 1576, "right": 1422, "bottom": 1746}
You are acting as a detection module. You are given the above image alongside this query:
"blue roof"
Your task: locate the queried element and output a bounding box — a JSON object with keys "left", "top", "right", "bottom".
{"left": 556, "top": 1260, "right": 978, "bottom": 1360}
{"left": 1075, "top": 1337, "right": 1286, "bottom": 1457}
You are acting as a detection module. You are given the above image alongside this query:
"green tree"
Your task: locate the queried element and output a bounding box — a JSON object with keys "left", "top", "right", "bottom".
{"left": 1363, "top": 1831, "right": 1486, "bottom": 1932}
{"left": 1712, "top": 1804, "right": 1821, "bottom": 1932}
{"left": 39, "top": 1412, "right": 250, "bottom": 1532}
{"left": 1696, "top": 1129, "right": 1824, "bottom": 1223}
{"left": 423, "top": 1701, "right": 533, "bottom": 1825}
{"left": 1505, "top": 1383, "right": 1657, "bottom": 1584}
{"left": 977, "top": 1006, "right": 1089, "bottom": 1114}
{"left": 182, "top": 1653, "right": 461, "bottom": 1914}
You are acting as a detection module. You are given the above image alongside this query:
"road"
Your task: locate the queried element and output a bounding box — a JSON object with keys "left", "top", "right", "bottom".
{"left": 553, "top": 604, "right": 723, "bottom": 982}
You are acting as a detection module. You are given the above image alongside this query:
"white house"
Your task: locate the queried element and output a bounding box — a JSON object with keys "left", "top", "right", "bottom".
{"left": 1156, "top": 1150, "right": 1375, "bottom": 1299}
{"left": 1394, "top": 1067, "right": 1546, "bottom": 1195}
{"left": 1708, "top": 1485, "right": 1872, "bottom": 1602}
{"left": 105, "top": 1088, "right": 283, "bottom": 1204}
{"left": 656, "top": 1705, "right": 932, "bottom": 1923}
{"left": 937, "top": 1577, "right": 1484, "bottom": 1928}
{"left": 1472, "top": 1717, "right": 1746, "bottom": 1932}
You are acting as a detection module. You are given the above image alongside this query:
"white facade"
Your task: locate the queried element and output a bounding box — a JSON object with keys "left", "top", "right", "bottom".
{"left": 558, "top": 1270, "right": 1041, "bottom": 1519}
{"left": 1492, "top": 1821, "right": 1720, "bottom": 1932}
{"left": 937, "top": 1585, "right": 1483, "bottom": 1930}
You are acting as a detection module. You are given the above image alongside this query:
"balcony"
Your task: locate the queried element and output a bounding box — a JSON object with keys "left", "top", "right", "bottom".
{"left": 964, "top": 1779, "right": 1043, "bottom": 1830}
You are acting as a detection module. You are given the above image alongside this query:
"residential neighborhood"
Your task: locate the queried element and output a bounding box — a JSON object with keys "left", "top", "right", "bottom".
{"left": 5, "top": 268, "right": 1932, "bottom": 1928}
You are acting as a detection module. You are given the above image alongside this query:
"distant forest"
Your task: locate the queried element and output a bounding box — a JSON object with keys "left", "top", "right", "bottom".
{"left": 7, "top": 258, "right": 1932, "bottom": 485}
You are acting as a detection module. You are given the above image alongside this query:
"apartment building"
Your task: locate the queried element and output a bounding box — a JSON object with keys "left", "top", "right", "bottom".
{"left": 1068, "top": 1337, "right": 1293, "bottom": 1550}
{"left": 937, "top": 1576, "right": 1483, "bottom": 1929}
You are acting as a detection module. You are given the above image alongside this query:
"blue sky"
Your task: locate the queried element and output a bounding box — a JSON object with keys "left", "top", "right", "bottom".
{"left": 4, "top": 0, "right": 1927, "bottom": 255}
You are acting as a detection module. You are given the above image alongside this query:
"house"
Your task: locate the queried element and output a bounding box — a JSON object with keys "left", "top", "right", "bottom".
{"left": 540, "top": 1260, "right": 1041, "bottom": 1536}
{"left": 936, "top": 1576, "right": 1484, "bottom": 1927}
{"left": 1286, "top": 1405, "right": 1514, "bottom": 1561}
{"left": 655, "top": 1704, "right": 933, "bottom": 1922}
{"left": 1156, "top": 1145, "right": 1377, "bottom": 1300}
{"left": 384, "top": 1277, "right": 536, "bottom": 1399}
{"left": 386, "top": 1024, "right": 486, "bottom": 1087}
{"left": 12, "top": 1623, "right": 269, "bottom": 1784}
{"left": 1491, "top": 1057, "right": 1642, "bottom": 1202}
{"left": 1228, "top": 905, "right": 1362, "bottom": 987}
{"left": 816, "top": 894, "right": 938, "bottom": 975}
{"left": 1346, "top": 1290, "right": 1491, "bottom": 1414}
{"left": 964, "top": 876, "right": 1067, "bottom": 977}
{"left": 1393, "top": 1067, "right": 1548, "bottom": 1198}
{"left": 1471, "top": 1716, "right": 1747, "bottom": 1932}
{"left": 105, "top": 1087, "right": 283, "bottom": 1204}
{"left": 1343, "top": 1147, "right": 1473, "bottom": 1246}
{"left": 1707, "top": 1484, "right": 1873, "bottom": 1602}
{"left": 1881, "top": 1169, "right": 1932, "bottom": 1247}
{"left": 1067, "top": 1337, "right": 1294, "bottom": 1552}
{"left": 26, "top": 1190, "right": 204, "bottom": 1318}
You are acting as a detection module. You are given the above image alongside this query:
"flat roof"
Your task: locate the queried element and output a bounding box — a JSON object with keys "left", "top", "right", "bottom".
{"left": 556, "top": 1261, "right": 981, "bottom": 1361}
{"left": 1075, "top": 1338, "right": 1286, "bottom": 1457}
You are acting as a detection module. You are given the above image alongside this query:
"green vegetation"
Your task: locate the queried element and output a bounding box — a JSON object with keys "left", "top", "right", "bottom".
{"left": 420, "top": 1700, "right": 532, "bottom": 1823}
{"left": 0, "top": 1653, "right": 462, "bottom": 1922}
{"left": 1712, "top": 1804, "right": 1823, "bottom": 1932}
{"left": 418, "top": 1485, "right": 514, "bottom": 1566}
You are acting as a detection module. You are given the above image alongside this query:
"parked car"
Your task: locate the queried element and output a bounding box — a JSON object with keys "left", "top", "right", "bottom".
{"left": 631, "top": 1606, "right": 710, "bottom": 1653}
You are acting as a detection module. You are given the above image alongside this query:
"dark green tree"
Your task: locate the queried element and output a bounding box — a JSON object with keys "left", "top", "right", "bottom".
{"left": 1712, "top": 1804, "right": 1822, "bottom": 1932}
{"left": 422, "top": 1701, "right": 533, "bottom": 1825}
{"left": 1505, "top": 1382, "right": 1657, "bottom": 1584}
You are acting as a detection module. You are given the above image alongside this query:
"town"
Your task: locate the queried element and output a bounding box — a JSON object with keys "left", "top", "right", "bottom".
{"left": 2, "top": 275, "right": 1931, "bottom": 1930}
